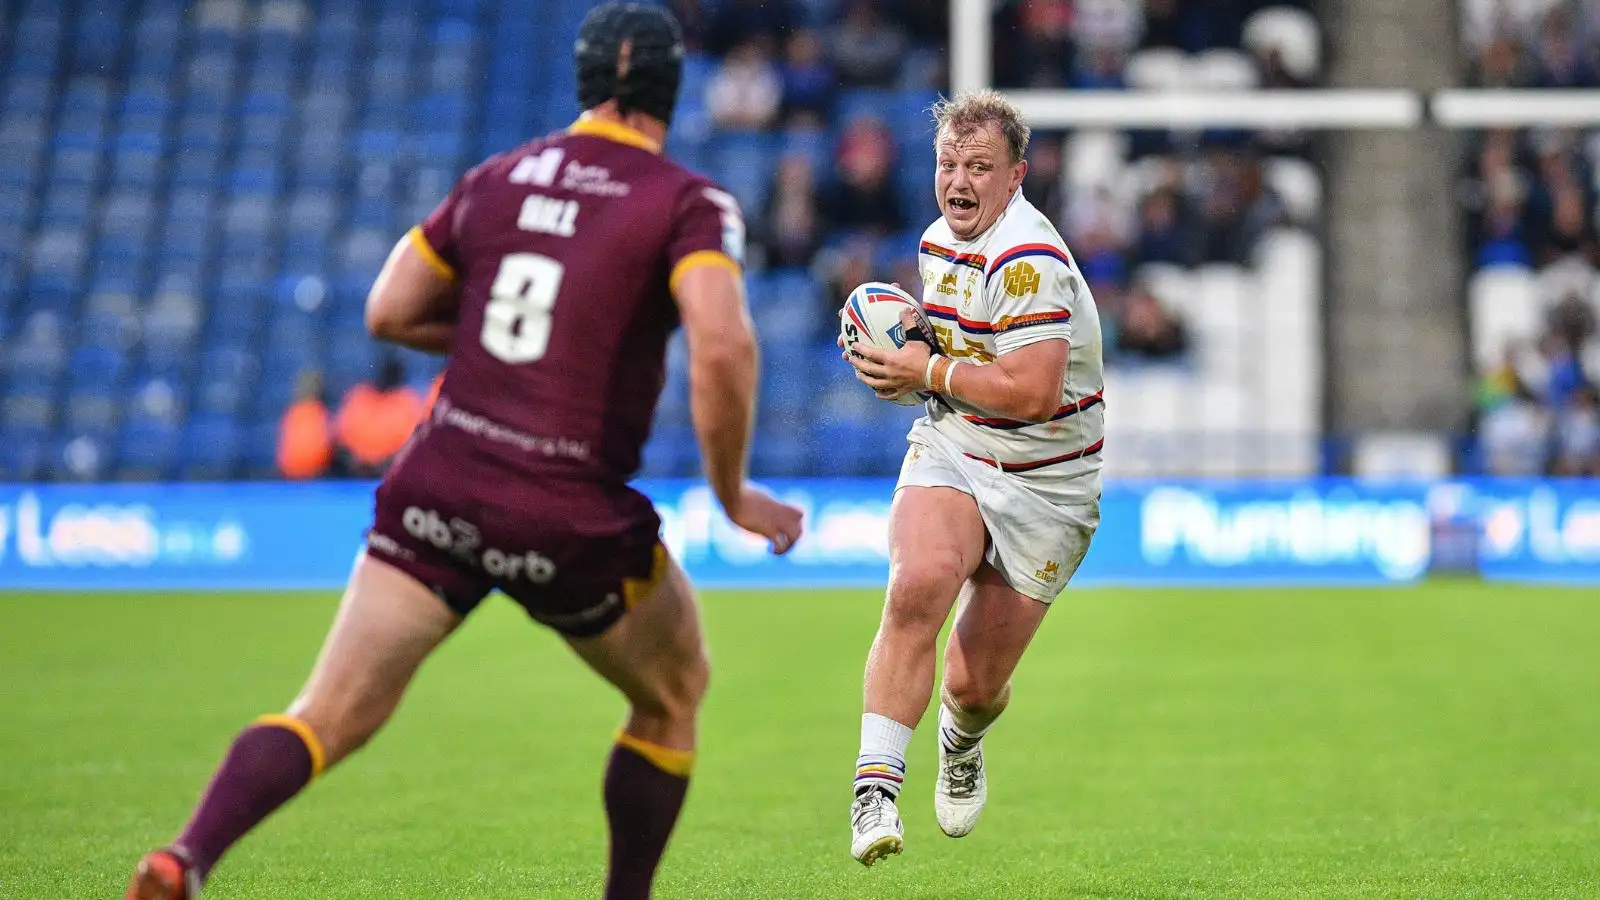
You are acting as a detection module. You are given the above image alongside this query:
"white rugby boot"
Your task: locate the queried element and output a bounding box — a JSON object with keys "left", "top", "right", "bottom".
{"left": 849, "top": 789, "right": 904, "bottom": 866}
{"left": 934, "top": 737, "right": 987, "bottom": 837}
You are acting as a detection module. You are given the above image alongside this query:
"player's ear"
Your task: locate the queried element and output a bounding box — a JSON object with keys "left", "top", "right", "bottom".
{"left": 1012, "top": 158, "right": 1028, "bottom": 190}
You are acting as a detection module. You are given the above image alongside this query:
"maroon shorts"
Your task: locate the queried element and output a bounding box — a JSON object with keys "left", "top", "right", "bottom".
{"left": 363, "top": 435, "right": 666, "bottom": 638}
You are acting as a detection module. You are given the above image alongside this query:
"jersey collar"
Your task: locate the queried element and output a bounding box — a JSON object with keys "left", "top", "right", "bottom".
{"left": 949, "top": 186, "right": 1025, "bottom": 249}
{"left": 568, "top": 113, "right": 662, "bottom": 154}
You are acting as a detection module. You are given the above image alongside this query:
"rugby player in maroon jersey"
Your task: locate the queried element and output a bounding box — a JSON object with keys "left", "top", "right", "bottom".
{"left": 126, "top": 6, "right": 802, "bottom": 898}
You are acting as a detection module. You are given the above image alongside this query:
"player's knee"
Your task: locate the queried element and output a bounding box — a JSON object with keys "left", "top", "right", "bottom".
{"left": 943, "top": 672, "right": 1007, "bottom": 716}
{"left": 671, "top": 647, "right": 711, "bottom": 712}
{"left": 884, "top": 559, "right": 964, "bottom": 630}
{"left": 634, "top": 648, "right": 709, "bottom": 723}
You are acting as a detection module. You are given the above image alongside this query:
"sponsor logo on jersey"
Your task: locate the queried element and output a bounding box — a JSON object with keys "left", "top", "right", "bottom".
{"left": 561, "top": 161, "right": 632, "bottom": 197}
{"left": 1003, "top": 261, "right": 1041, "bottom": 297}
{"left": 517, "top": 194, "right": 580, "bottom": 236}
{"left": 935, "top": 272, "right": 958, "bottom": 295}
{"left": 434, "top": 397, "right": 592, "bottom": 461}
{"left": 1035, "top": 559, "right": 1061, "bottom": 582}
{"left": 931, "top": 324, "right": 995, "bottom": 362}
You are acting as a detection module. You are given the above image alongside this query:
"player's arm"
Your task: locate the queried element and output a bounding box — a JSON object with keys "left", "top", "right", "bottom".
{"left": 364, "top": 228, "right": 460, "bottom": 354}
{"left": 933, "top": 338, "right": 1068, "bottom": 423}
{"left": 674, "top": 260, "right": 757, "bottom": 508}
{"left": 851, "top": 250, "right": 1075, "bottom": 422}
{"left": 673, "top": 259, "right": 802, "bottom": 554}
{"left": 850, "top": 326, "right": 1068, "bottom": 423}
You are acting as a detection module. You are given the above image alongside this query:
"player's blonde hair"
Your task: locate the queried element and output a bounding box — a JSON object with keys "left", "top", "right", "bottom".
{"left": 930, "top": 90, "right": 1031, "bottom": 164}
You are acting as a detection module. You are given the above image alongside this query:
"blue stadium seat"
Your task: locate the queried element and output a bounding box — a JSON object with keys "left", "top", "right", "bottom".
{"left": 241, "top": 420, "right": 282, "bottom": 478}
{"left": 180, "top": 415, "right": 243, "bottom": 480}
{"left": 708, "top": 131, "right": 778, "bottom": 214}
{"left": 64, "top": 391, "right": 118, "bottom": 434}
{"left": 3, "top": 75, "right": 55, "bottom": 116}
{"left": 751, "top": 420, "right": 811, "bottom": 477}
{"left": 69, "top": 344, "right": 128, "bottom": 388}
{"left": 640, "top": 425, "right": 697, "bottom": 479}
{"left": 0, "top": 428, "right": 50, "bottom": 480}
{"left": 116, "top": 418, "right": 181, "bottom": 480}
{"left": 2, "top": 390, "right": 55, "bottom": 431}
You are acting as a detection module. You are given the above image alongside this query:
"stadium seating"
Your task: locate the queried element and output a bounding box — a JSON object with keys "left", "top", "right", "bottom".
{"left": 0, "top": 0, "right": 1328, "bottom": 481}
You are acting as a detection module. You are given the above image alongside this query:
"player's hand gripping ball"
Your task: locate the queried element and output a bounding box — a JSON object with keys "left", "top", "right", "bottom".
{"left": 838, "top": 282, "right": 935, "bottom": 406}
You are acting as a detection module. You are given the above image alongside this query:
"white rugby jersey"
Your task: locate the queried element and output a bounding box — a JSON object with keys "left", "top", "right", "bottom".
{"left": 914, "top": 189, "right": 1105, "bottom": 484}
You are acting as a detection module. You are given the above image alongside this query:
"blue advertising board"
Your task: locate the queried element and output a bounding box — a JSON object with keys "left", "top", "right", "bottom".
{"left": 0, "top": 478, "right": 1595, "bottom": 590}
{"left": 1469, "top": 479, "right": 1600, "bottom": 582}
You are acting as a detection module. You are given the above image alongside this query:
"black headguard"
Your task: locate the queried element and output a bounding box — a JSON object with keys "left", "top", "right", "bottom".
{"left": 574, "top": 3, "right": 685, "bottom": 126}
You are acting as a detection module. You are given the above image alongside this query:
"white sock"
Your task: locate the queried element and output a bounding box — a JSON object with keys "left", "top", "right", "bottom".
{"left": 938, "top": 703, "right": 987, "bottom": 754}
{"left": 854, "top": 713, "right": 913, "bottom": 799}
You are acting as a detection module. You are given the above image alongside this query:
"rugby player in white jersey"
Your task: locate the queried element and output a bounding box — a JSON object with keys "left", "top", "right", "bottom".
{"left": 841, "top": 89, "right": 1104, "bottom": 866}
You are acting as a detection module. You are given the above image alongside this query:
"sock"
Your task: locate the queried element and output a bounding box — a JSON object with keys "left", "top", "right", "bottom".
{"left": 854, "top": 713, "right": 913, "bottom": 800}
{"left": 173, "top": 715, "right": 325, "bottom": 881}
{"left": 938, "top": 703, "right": 988, "bottom": 754}
{"left": 604, "top": 732, "right": 693, "bottom": 900}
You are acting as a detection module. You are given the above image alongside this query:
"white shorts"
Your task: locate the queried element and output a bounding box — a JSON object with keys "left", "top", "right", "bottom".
{"left": 895, "top": 426, "right": 1100, "bottom": 603}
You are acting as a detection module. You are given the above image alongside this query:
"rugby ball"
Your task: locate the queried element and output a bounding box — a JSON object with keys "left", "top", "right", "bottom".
{"left": 840, "top": 281, "right": 935, "bottom": 406}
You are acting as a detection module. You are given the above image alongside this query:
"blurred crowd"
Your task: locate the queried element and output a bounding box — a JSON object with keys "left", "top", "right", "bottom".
{"left": 1477, "top": 326, "right": 1600, "bottom": 477}
{"left": 650, "top": 0, "right": 1319, "bottom": 394}
{"left": 1463, "top": 0, "right": 1600, "bottom": 88}
{"left": 991, "top": 0, "right": 1314, "bottom": 90}
{"left": 1463, "top": 128, "right": 1600, "bottom": 474}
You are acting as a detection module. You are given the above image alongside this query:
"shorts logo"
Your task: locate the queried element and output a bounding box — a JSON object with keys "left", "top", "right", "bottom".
{"left": 402, "top": 506, "right": 556, "bottom": 585}
{"left": 366, "top": 531, "right": 415, "bottom": 561}
{"left": 936, "top": 272, "right": 958, "bottom": 295}
{"left": 1003, "top": 261, "right": 1041, "bottom": 297}
{"left": 1035, "top": 559, "right": 1061, "bottom": 582}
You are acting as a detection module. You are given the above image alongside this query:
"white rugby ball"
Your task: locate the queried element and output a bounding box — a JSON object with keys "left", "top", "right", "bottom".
{"left": 840, "top": 281, "right": 935, "bottom": 406}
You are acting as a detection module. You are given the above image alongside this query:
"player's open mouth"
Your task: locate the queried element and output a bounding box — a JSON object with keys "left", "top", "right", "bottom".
{"left": 947, "top": 197, "right": 976, "bottom": 212}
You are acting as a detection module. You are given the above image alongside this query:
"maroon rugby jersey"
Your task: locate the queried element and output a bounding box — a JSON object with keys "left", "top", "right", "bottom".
{"left": 410, "top": 115, "right": 743, "bottom": 481}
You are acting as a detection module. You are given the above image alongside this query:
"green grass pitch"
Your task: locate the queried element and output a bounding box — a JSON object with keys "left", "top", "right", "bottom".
{"left": 2, "top": 583, "right": 1598, "bottom": 898}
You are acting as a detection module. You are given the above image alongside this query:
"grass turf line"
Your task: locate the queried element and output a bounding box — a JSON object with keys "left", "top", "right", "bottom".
{"left": 1, "top": 584, "right": 1597, "bottom": 898}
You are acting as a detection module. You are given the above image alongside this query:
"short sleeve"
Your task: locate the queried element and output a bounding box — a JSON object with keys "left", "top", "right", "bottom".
{"left": 983, "top": 244, "right": 1077, "bottom": 355}
{"left": 667, "top": 179, "right": 745, "bottom": 294}
{"left": 410, "top": 167, "right": 478, "bottom": 281}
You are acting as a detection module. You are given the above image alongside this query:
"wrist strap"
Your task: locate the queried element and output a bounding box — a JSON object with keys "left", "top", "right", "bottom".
{"left": 928, "top": 357, "right": 959, "bottom": 396}
{"left": 944, "top": 359, "right": 962, "bottom": 399}
{"left": 923, "top": 354, "right": 941, "bottom": 393}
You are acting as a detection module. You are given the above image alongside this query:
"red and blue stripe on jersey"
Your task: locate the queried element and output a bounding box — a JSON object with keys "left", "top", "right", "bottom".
{"left": 985, "top": 243, "right": 1074, "bottom": 285}
{"left": 962, "top": 390, "right": 1104, "bottom": 430}
{"left": 922, "top": 301, "right": 994, "bottom": 335}
{"left": 919, "top": 241, "right": 986, "bottom": 271}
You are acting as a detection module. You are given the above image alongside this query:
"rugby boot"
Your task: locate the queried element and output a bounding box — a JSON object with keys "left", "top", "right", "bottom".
{"left": 849, "top": 788, "right": 904, "bottom": 867}
{"left": 126, "top": 848, "right": 200, "bottom": 900}
{"left": 934, "top": 738, "right": 986, "bottom": 838}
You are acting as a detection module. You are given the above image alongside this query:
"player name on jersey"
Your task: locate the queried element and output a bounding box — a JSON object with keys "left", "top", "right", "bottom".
{"left": 518, "top": 194, "right": 580, "bottom": 237}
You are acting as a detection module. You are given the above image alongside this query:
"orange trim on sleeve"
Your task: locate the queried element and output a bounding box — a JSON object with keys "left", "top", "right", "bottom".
{"left": 615, "top": 730, "right": 696, "bottom": 777}
{"left": 668, "top": 250, "right": 741, "bottom": 295}
{"left": 406, "top": 226, "right": 456, "bottom": 281}
{"left": 254, "top": 714, "right": 328, "bottom": 778}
